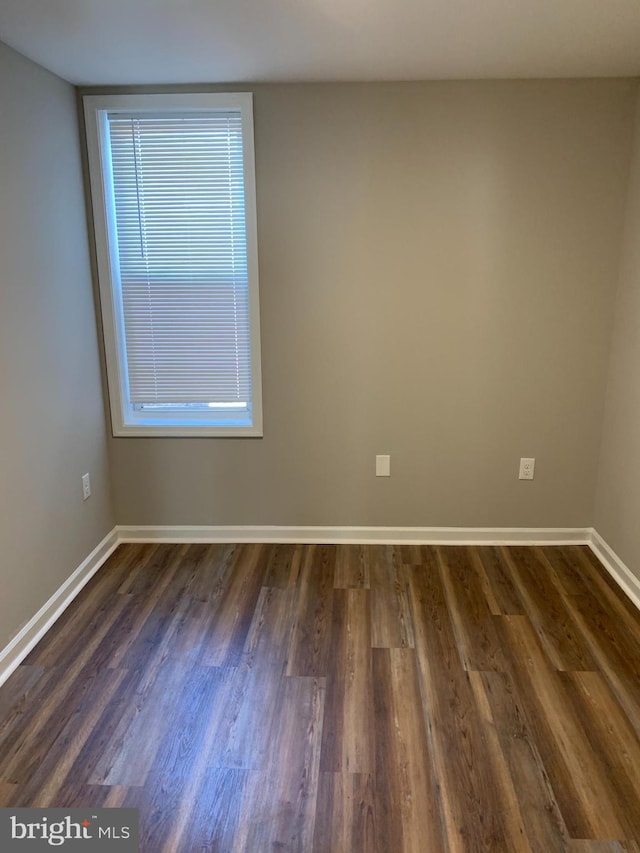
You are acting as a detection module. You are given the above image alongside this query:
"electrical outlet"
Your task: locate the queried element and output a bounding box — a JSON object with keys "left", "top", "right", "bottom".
{"left": 376, "top": 455, "right": 391, "bottom": 477}
{"left": 519, "top": 458, "right": 535, "bottom": 480}
{"left": 82, "top": 472, "right": 91, "bottom": 500}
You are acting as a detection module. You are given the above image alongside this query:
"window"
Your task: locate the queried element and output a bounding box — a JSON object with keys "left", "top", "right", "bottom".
{"left": 83, "top": 93, "right": 262, "bottom": 436}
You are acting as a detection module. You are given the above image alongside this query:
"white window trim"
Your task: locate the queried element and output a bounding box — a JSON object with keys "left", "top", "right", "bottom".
{"left": 83, "top": 92, "right": 263, "bottom": 437}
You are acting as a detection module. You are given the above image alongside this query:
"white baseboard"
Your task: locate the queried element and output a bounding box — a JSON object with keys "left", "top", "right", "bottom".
{"left": 0, "top": 529, "right": 119, "bottom": 689}
{"left": 588, "top": 529, "right": 640, "bottom": 611}
{"left": 116, "top": 524, "right": 591, "bottom": 546}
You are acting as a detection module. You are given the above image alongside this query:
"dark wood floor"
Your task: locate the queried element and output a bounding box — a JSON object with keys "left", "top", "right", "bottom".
{"left": 1, "top": 542, "right": 639, "bottom": 851}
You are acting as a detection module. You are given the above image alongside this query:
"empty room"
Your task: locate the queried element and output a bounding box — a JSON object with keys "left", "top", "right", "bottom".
{"left": 1, "top": 0, "right": 640, "bottom": 850}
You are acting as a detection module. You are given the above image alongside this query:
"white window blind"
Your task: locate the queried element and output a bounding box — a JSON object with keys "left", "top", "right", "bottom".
{"left": 107, "top": 110, "right": 252, "bottom": 410}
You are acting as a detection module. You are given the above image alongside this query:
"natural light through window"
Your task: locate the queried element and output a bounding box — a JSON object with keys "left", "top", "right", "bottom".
{"left": 83, "top": 93, "right": 262, "bottom": 437}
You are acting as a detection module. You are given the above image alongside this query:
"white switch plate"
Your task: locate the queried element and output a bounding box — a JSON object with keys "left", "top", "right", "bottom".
{"left": 519, "top": 458, "right": 535, "bottom": 480}
{"left": 82, "top": 472, "right": 91, "bottom": 500}
{"left": 376, "top": 455, "right": 391, "bottom": 477}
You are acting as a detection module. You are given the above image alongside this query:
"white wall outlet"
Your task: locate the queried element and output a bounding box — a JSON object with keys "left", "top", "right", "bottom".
{"left": 519, "top": 458, "right": 535, "bottom": 480}
{"left": 82, "top": 472, "right": 91, "bottom": 500}
{"left": 376, "top": 455, "right": 391, "bottom": 477}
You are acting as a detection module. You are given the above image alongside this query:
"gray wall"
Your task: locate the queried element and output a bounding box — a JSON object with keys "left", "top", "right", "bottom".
{"left": 98, "top": 80, "right": 636, "bottom": 528}
{"left": 595, "top": 91, "right": 640, "bottom": 582}
{"left": 0, "top": 55, "right": 637, "bottom": 650}
{"left": 0, "top": 42, "right": 113, "bottom": 649}
{"left": 1, "top": 45, "right": 638, "bottom": 659}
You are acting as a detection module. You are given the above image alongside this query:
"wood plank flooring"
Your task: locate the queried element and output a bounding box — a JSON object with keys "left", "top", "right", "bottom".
{"left": 1, "top": 542, "right": 639, "bottom": 851}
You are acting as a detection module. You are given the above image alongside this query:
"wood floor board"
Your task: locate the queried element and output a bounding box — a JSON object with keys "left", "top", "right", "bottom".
{"left": 262, "top": 543, "right": 304, "bottom": 589}
{"left": 90, "top": 658, "right": 194, "bottom": 786}
{"left": 437, "top": 544, "right": 508, "bottom": 671}
{"left": 468, "top": 545, "right": 503, "bottom": 616}
{"left": 2, "top": 667, "right": 128, "bottom": 805}
{"left": 407, "top": 562, "right": 520, "bottom": 851}
{"left": 372, "top": 647, "right": 444, "bottom": 853}
{"left": 559, "top": 589, "right": 640, "bottom": 740}
{"left": 348, "top": 772, "right": 376, "bottom": 852}
{"left": 578, "top": 549, "right": 640, "bottom": 649}
{"left": 198, "top": 543, "right": 270, "bottom": 668}
{"left": 159, "top": 542, "right": 217, "bottom": 598}
{"left": 320, "top": 588, "right": 374, "bottom": 774}
{"left": 164, "top": 596, "right": 217, "bottom": 663}
{"left": 209, "top": 587, "right": 297, "bottom": 770}
{"left": 497, "top": 615, "right": 628, "bottom": 839}
{"left": 369, "top": 545, "right": 414, "bottom": 649}
{"left": 22, "top": 544, "right": 157, "bottom": 669}
{"left": 42, "top": 668, "right": 142, "bottom": 807}
{"left": 232, "top": 675, "right": 325, "bottom": 852}
{"left": 0, "top": 781, "right": 16, "bottom": 801}
{"left": 0, "top": 663, "right": 116, "bottom": 785}
{"left": 180, "top": 543, "right": 237, "bottom": 604}
{"left": 170, "top": 767, "right": 248, "bottom": 853}
{"left": 474, "top": 544, "right": 525, "bottom": 615}
{"left": 541, "top": 544, "right": 598, "bottom": 598}
{"left": 0, "top": 664, "right": 45, "bottom": 734}
{"left": 568, "top": 586, "right": 640, "bottom": 686}
{"left": 286, "top": 545, "right": 335, "bottom": 677}
{"left": 313, "top": 771, "right": 345, "bottom": 852}
{"left": 107, "top": 543, "right": 159, "bottom": 595}
{"left": 501, "top": 546, "right": 598, "bottom": 671}
{"left": 24, "top": 586, "right": 132, "bottom": 675}
{"left": 0, "top": 542, "right": 638, "bottom": 851}
{"left": 151, "top": 668, "right": 236, "bottom": 853}
{"left": 46, "top": 783, "right": 132, "bottom": 811}
{"left": 205, "top": 663, "right": 286, "bottom": 772}
{"left": 243, "top": 585, "right": 298, "bottom": 668}
{"left": 560, "top": 670, "right": 640, "bottom": 839}
{"left": 106, "top": 597, "right": 184, "bottom": 673}
{"left": 465, "top": 670, "right": 534, "bottom": 852}
{"left": 473, "top": 669, "right": 569, "bottom": 852}
{"left": 313, "top": 771, "right": 376, "bottom": 853}
{"left": 334, "top": 545, "right": 371, "bottom": 590}
{"left": 115, "top": 543, "right": 183, "bottom": 598}
{"left": 206, "top": 589, "right": 297, "bottom": 770}
{"left": 116, "top": 667, "right": 236, "bottom": 852}
{"left": 581, "top": 546, "right": 640, "bottom": 631}
{"left": 103, "top": 551, "right": 194, "bottom": 672}
{"left": 394, "top": 544, "right": 434, "bottom": 565}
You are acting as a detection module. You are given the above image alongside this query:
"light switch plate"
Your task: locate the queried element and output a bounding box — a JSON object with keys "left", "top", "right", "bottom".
{"left": 376, "top": 455, "right": 391, "bottom": 477}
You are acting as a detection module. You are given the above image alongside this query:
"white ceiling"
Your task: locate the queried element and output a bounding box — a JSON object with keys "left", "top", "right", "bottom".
{"left": 1, "top": 0, "right": 640, "bottom": 86}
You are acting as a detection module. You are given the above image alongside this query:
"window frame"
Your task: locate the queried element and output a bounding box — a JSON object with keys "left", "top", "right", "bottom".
{"left": 83, "top": 92, "right": 263, "bottom": 437}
